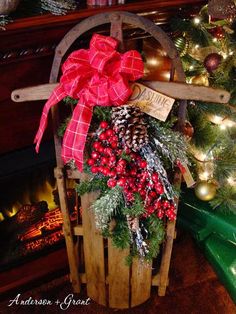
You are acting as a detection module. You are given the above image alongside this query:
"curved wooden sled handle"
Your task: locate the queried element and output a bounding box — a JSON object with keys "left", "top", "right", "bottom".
{"left": 11, "top": 81, "right": 230, "bottom": 104}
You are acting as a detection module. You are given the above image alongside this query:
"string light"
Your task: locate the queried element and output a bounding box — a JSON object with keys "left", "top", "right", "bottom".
{"left": 193, "top": 17, "right": 201, "bottom": 25}
{"left": 199, "top": 171, "right": 210, "bottom": 181}
{"left": 220, "top": 124, "right": 227, "bottom": 130}
{"left": 194, "top": 44, "right": 199, "bottom": 49}
{"left": 213, "top": 38, "right": 218, "bottom": 43}
{"left": 227, "top": 176, "right": 236, "bottom": 186}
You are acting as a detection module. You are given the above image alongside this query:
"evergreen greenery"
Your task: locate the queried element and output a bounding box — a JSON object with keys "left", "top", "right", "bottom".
{"left": 143, "top": 215, "right": 165, "bottom": 261}
{"left": 91, "top": 186, "right": 124, "bottom": 230}
{"left": 172, "top": 6, "right": 236, "bottom": 213}
{"left": 75, "top": 177, "right": 109, "bottom": 196}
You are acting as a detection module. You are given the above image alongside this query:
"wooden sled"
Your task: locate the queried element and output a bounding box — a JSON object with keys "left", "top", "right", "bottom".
{"left": 11, "top": 12, "right": 230, "bottom": 309}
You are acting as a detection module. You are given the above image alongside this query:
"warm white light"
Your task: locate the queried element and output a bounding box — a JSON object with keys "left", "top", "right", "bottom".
{"left": 225, "top": 119, "right": 235, "bottom": 128}
{"left": 147, "top": 58, "right": 160, "bottom": 66}
{"left": 227, "top": 177, "right": 236, "bottom": 186}
{"left": 220, "top": 124, "right": 227, "bottom": 130}
{"left": 189, "top": 65, "right": 194, "bottom": 70}
{"left": 229, "top": 51, "right": 234, "bottom": 56}
{"left": 199, "top": 171, "right": 210, "bottom": 181}
{"left": 222, "top": 53, "right": 228, "bottom": 60}
{"left": 193, "top": 17, "right": 201, "bottom": 25}
{"left": 213, "top": 38, "right": 218, "bottom": 43}
{"left": 195, "top": 44, "right": 199, "bottom": 49}
{"left": 211, "top": 115, "right": 222, "bottom": 124}
{"left": 194, "top": 151, "right": 207, "bottom": 161}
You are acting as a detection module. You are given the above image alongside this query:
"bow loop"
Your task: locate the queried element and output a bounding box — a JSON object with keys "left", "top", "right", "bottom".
{"left": 35, "top": 33, "right": 144, "bottom": 171}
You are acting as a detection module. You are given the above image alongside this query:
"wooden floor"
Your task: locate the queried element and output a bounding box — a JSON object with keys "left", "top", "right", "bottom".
{"left": 0, "top": 232, "right": 235, "bottom": 314}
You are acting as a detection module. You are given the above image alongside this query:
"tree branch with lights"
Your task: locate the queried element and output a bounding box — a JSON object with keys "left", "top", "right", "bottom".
{"left": 172, "top": 2, "right": 236, "bottom": 213}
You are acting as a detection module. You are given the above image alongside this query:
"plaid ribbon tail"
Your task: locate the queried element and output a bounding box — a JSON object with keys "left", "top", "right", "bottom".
{"left": 34, "top": 85, "right": 66, "bottom": 153}
{"left": 61, "top": 101, "right": 93, "bottom": 171}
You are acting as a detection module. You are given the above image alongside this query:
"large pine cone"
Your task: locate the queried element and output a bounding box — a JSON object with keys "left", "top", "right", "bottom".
{"left": 111, "top": 105, "right": 149, "bottom": 151}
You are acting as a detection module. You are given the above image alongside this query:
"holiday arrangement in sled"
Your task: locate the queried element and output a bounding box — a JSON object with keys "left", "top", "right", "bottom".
{"left": 11, "top": 11, "right": 230, "bottom": 309}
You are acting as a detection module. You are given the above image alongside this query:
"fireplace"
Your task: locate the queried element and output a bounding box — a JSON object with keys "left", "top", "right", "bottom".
{"left": 0, "top": 140, "right": 77, "bottom": 274}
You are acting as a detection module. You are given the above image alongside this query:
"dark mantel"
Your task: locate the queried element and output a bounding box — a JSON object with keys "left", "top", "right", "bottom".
{"left": 0, "top": 0, "right": 206, "bottom": 154}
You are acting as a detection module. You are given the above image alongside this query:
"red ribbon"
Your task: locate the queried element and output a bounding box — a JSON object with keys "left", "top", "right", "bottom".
{"left": 34, "top": 34, "right": 144, "bottom": 170}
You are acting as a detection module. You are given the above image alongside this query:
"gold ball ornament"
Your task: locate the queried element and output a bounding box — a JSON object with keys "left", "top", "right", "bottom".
{"left": 194, "top": 181, "right": 217, "bottom": 201}
{"left": 190, "top": 74, "right": 209, "bottom": 86}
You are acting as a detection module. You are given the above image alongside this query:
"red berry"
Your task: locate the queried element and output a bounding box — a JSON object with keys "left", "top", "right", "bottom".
{"left": 117, "top": 178, "right": 126, "bottom": 187}
{"left": 155, "top": 183, "right": 164, "bottom": 195}
{"left": 91, "top": 151, "right": 99, "bottom": 159}
{"left": 107, "top": 178, "right": 117, "bottom": 188}
{"left": 146, "top": 206, "right": 155, "bottom": 215}
{"left": 110, "top": 141, "right": 118, "bottom": 149}
{"left": 152, "top": 173, "right": 159, "bottom": 182}
{"left": 154, "top": 199, "right": 162, "bottom": 209}
{"left": 87, "top": 158, "right": 95, "bottom": 166}
{"left": 130, "top": 169, "right": 137, "bottom": 176}
{"left": 118, "top": 159, "right": 127, "bottom": 168}
{"left": 104, "top": 147, "right": 113, "bottom": 156}
{"left": 109, "top": 170, "right": 116, "bottom": 177}
{"left": 116, "top": 166, "right": 125, "bottom": 175}
{"left": 162, "top": 200, "right": 170, "bottom": 209}
{"left": 106, "top": 129, "right": 114, "bottom": 137}
{"left": 93, "top": 141, "right": 101, "bottom": 150}
{"left": 140, "top": 160, "right": 147, "bottom": 168}
{"left": 100, "top": 121, "right": 108, "bottom": 129}
{"left": 110, "top": 155, "right": 116, "bottom": 163}
{"left": 157, "top": 209, "right": 164, "bottom": 219}
{"left": 99, "top": 132, "right": 107, "bottom": 141}
{"left": 111, "top": 135, "right": 118, "bottom": 142}
{"left": 101, "top": 157, "right": 109, "bottom": 165}
{"left": 91, "top": 166, "right": 99, "bottom": 173}
{"left": 149, "top": 191, "right": 157, "bottom": 198}
{"left": 140, "top": 190, "right": 146, "bottom": 196}
{"left": 97, "top": 146, "right": 105, "bottom": 154}
{"left": 102, "top": 167, "right": 110, "bottom": 176}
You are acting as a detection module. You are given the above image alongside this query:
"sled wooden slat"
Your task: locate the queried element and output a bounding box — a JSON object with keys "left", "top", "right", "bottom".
{"left": 11, "top": 81, "right": 230, "bottom": 104}
{"left": 80, "top": 181, "right": 106, "bottom": 306}
{"left": 131, "top": 258, "right": 152, "bottom": 307}
{"left": 108, "top": 240, "right": 130, "bottom": 308}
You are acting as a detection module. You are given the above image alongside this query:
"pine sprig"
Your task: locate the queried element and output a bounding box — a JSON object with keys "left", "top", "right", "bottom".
{"left": 210, "top": 186, "right": 236, "bottom": 214}
{"left": 143, "top": 215, "right": 165, "bottom": 261}
{"left": 75, "top": 177, "right": 108, "bottom": 196}
{"left": 91, "top": 186, "right": 124, "bottom": 230}
{"left": 123, "top": 193, "right": 145, "bottom": 217}
{"left": 57, "top": 117, "right": 71, "bottom": 137}
{"left": 111, "top": 217, "right": 131, "bottom": 250}
{"left": 148, "top": 117, "right": 188, "bottom": 166}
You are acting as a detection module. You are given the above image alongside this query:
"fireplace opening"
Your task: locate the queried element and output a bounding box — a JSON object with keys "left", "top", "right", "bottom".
{"left": 0, "top": 141, "right": 77, "bottom": 272}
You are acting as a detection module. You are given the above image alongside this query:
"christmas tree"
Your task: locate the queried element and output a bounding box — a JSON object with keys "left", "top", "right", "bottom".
{"left": 172, "top": 3, "right": 236, "bottom": 214}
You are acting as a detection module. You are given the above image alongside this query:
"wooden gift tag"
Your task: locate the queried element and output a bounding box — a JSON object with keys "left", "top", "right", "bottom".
{"left": 128, "top": 83, "right": 175, "bottom": 122}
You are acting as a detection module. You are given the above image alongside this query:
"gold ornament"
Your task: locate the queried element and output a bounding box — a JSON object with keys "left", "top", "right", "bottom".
{"left": 194, "top": 181, "right": 217, "bottom": 201}
{"left": 190, "top": 74, "right": 209, "bottom": 86}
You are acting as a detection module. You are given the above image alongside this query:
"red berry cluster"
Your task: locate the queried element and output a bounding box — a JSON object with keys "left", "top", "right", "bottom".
{"left": 87, "top": 121, "right": 176, "bottom": 221}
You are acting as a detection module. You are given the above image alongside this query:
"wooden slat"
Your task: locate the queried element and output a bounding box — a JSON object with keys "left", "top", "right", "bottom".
{"left": 158, "top": 220, "right": 176, "bottom": 296}
{"left": 67, "top": 168, "right": 82, "bottom": 179}
{"left": 54, "top": 167, "right": 81, "bottom": 293}
{"left": 80, "top": 178, "right": 106, "bottom": 306}
{"left": 145, "top": 81, "right": 230, "bottom": 104}
{"left": 108, "top": 239, "right": 130, "bottom": 309}
{"left": 131, "top": 258, "right": 152, "bottom": 307}
{"left": 11, "top": 81, "right": 230, "bottom": 104}
{"left": 73, "top": 225, "right": 83, "bottom": 236}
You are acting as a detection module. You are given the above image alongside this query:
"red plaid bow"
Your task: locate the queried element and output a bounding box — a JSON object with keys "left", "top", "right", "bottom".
{"left": 34, "top": 33, "right": 144, "bottom": 170}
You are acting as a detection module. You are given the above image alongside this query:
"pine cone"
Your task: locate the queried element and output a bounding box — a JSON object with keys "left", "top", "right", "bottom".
{"left": 111, "top": 105, "right": 149, "bottom": 151}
